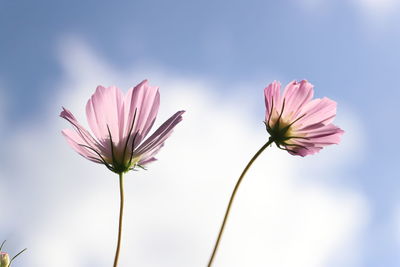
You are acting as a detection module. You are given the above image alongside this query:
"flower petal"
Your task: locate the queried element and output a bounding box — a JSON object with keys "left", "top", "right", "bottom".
{"left": 303, "top": 124, "right": 344, "bottom": 144}
{"left": 264, "top": 81, "right": 281, "bottom": 122}
{"left": 283, "top": 80, "right": 314, "bottom": 119}
{"left": 138, "top": 143, "right": 165, "bottom": 166}
{"left": 61, "top": 129, "right": 103, "bottom": 164}
{"left": 135, "top": 110, "right": 185, "bottom": 156}
{"left": 60, "top": 107, "right": 103, "bottom": 151}
{"left": 138, "top": 157, "right": 158, "bottom": 166}
{"left": 287, "top": 145, "right": 322, "bottom": 157}
{"left": 124, "top": 80, "right": 160, "bottom": 147}
{"left": 85, "top": 85, "right": 125, "bottom": 147}
{"left": 295, "top": 97, "right": 337, "bottom": 129}
{"left": 287, "top": 125, "right": 344, "bottom": 156}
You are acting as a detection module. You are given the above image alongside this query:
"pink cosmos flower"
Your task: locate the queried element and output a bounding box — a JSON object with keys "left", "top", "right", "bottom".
{"left": 60, "top": 80, "right": 184, "bottom": 173}
{"left": 264, "top": 80, "right": 344, "bottom": 156}
{"left": 207, "top": 79, "right": 344, "bottom": 266}
{"left": 61, "top": 80, "right": 184, "bottom": 266}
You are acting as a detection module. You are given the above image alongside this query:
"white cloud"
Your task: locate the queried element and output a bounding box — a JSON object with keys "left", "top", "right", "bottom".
{"left": 353, "top": 0, "right": 399, "bottom": 17}
{"left": 1, "top": 37, "right": 368, "bottom": 267}
{"left": 351, "top": 0, "right": 400, "bottom": 32}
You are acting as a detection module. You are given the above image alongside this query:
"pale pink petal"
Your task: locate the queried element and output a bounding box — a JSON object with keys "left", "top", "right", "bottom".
{"left": 135, "top": 110, "right": 184, "bottom": 156}
{"left": 138, "top": 157, "right": 158, "bottom": 166}
{"left": 62, "top": 129, "right": 103, "bottom": 164}
{"left": 85, "top": 86, "right": 125, "bottom": 147}
{"left": 282, "top": 80, "right": 300, "bottom": 108}
{"left": 138, "top": 143, "right": 165, "bottom": 166}
{"left": 295, "top": 97, "right": 337, "bottom": 129}
{"left": 286, "top": 125, "right": 343, "bottom": 156}
{"left": 264, "top": 81, "right": 281, "bottom": 121}
{"left": 124, "top": 80, "right": 160, "bottom": 147}
{"left": 60, "top": 107, "right": 104, "bottom": 152}
{"left": 283, "top": 80, "right": 314, "bottom": 119}
{"left": 287, "top": 145, "right": 322, "bottom": 157}
{"left": 303, "top": 124, "right": 344, "bottom": 144}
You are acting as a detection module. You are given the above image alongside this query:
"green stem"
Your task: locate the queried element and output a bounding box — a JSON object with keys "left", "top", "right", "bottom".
{"left": 207, "top": 139, "right": 273, "bottom": 267}
{"left": 113, "top": 173, "right": 125, "bottom": 267}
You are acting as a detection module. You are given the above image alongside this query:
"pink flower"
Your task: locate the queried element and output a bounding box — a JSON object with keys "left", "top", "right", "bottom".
{"left": 264, "top": 80, "right": 344, "bottom": 156}
{"left": 60, "top": 80, "right": 184, "bottom": 173}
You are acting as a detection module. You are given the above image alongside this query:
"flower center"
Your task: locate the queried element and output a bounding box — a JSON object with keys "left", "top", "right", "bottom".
{"left": 267, "top": 118, "right": 295, "bottom": 144}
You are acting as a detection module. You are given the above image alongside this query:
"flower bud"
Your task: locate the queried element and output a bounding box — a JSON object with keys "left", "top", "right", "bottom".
{"left": 0, "top": 252, "right": 10, "bottom": 267}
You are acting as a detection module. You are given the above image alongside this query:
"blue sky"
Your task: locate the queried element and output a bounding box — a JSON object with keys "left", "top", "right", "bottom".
{"left": 1, "top": 0, "right": 399, "bottom": 266}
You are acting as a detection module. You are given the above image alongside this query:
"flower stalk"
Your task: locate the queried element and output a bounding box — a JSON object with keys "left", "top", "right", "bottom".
{"left": 207, "top": 138, "right": 273, "bottom": 267}
{"left": 113, "top": 173, "right": 125, "bottom": 267}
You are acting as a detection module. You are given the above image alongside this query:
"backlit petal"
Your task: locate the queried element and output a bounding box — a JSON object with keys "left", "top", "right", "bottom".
{"left": 135, "top": 110, "right": 184, "bottom": 156}
{"left": 85, "top": 85, "right": 125, "bottom": 147}
{"left": 124, "top": 80, "right": 160, "bottom": 148}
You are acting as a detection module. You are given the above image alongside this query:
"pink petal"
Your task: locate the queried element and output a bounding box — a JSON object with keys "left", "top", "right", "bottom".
{"left": 60, "top": 107, "right": 104, "bottom": 151}
{"left": 264, "top": 81, "right": 281, "bottom": 122}
{"left": 283, "top": 80, "right": 314, "bottom": 119}
{"left": 281, "top": 80, "right": 300, "bottom": 111}
{"left": 287, "top": 145, "right": 322, "bottom": 157}
{"left": 124, "top": 80, "right": 160, "bottom": 147}
{"left": 138, "top": 143, "right": 165, "bottom": 166}
{"left": 295, "top": 97, "right": 337, "bottom": 129}
{"left": 138, "top": 157, "right": 158, "bottom": 166}
{"left": 287, "top": 125, "right": 344, "bottom": 156}
{"left": 85, "top": 85, "right": 125, "bottom": 148}
{"left": 135, "top": 110, "right": 185, "bottom": 156}
{"left": 62, "top": 129, "right": 103, "bottom": 164}
{"left": 303, "top": 124, "right": 344, "bottom": 144}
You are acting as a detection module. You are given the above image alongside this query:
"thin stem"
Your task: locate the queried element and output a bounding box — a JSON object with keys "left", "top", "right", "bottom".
{"left": 113, "top": 173, "right": 125, "bottom": 267}
{"left": 207, "top": 138, "right": 274, "bottom": 267}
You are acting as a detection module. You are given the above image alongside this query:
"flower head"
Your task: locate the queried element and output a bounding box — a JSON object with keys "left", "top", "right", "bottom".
{"left": 264, "top": 80, "right": 344, "bottom": 156}
{"left": 61, "top": 80, "right": 184, "bottom": 173}
{"left": 0, "top": 252, "right": 10, "bottom": 267}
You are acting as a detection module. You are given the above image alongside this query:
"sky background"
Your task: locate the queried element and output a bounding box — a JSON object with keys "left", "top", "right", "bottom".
{"left": 0, "top": 0, "right": 399, "bottom": 266}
